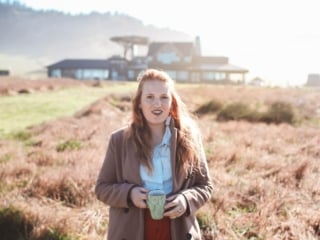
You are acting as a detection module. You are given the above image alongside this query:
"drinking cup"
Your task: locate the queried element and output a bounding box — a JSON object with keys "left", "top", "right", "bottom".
{"left": 146, "top": 190, "right": 166, "bottom": 220}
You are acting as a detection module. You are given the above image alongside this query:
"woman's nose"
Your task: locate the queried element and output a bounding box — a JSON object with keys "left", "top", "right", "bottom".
{"left": 152, "top": 98, "right": 161, "bottom": 106}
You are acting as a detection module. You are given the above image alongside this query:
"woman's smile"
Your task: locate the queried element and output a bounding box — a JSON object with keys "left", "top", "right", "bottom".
{"left": 151, "top": 109, "right": 163, "bottom": 116}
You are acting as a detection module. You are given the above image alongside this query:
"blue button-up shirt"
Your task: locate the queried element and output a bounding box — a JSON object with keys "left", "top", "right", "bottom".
{"left": 140, "top": 117, "right": 173, "bottom": 194}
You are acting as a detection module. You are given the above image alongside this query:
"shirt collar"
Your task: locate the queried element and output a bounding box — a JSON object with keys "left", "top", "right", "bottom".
{"left": 160, "top": 116, "right": 171, "bottom": 147}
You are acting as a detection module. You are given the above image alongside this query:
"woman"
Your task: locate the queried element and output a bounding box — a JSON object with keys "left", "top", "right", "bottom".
{"left": 95, "top": 69, "right": 213, "bottom": 240}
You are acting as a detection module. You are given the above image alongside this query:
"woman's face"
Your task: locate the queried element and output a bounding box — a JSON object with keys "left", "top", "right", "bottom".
{"left": 140, "top": 79, "right": 172, "bottom": 127}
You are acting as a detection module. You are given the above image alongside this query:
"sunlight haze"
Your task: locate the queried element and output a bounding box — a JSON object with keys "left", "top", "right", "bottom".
{"left": 9, "top": 0, "right": 320, "bottom": 86}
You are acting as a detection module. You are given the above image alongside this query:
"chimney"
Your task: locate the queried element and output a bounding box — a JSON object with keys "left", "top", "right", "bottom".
{"left": 194, "top": 36, "right": 202, "bottom": 56}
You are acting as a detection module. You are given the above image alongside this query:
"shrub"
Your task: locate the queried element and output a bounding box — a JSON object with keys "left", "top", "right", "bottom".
{"left": 26, "top": 175, "right": 90, "bottom": 207}
{"left": 260, "top": 102, "right": 295, "bottom": 124}
{"left": 56, "top": 140, "right": 81, "bottom": 152}
{"left": 38, "top": 228, "right": 74, "bottom": 240}
{"left": 0, "top": 207, "right": 75, "bottom": 240}
{"left": 0, "top": 207, "right": 33, "bottom": 240}
{"left": 217, "top": 102, "right": 260, "bottom": 122}
{"left": 0, "top": 153, "right": 12, "bottom": 163}
{"left": 196, "top": 211, "right": 213, "bottom": 229}
{"left": 10, "top": 130, "right": 31, "bottom": 141}
{"left": 194, "top": 99, "right": 223, "bottom": 115}
{"left": 109, "top": 94, "right": 131, "bottom": 112}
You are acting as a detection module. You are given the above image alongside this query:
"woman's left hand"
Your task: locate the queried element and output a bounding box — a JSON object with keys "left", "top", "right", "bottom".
{"left": 163, "top": 193, "right": 187, "bottom": 219}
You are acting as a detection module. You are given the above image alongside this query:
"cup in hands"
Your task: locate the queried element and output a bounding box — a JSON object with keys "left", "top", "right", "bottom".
{"left": 146, "top": 189, "right": 166, "bottom": 220}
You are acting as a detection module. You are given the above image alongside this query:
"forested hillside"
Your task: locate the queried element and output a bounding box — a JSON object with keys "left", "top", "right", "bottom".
{"left": 0, "top": 2, "right": 191, "bottom": 75}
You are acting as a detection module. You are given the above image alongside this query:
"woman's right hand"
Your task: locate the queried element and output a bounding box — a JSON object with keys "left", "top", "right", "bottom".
{"left": 130, "top": 187, "right": 148, "bottom": 209}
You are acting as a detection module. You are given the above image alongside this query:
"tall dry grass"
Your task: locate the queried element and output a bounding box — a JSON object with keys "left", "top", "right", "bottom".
{"left": 0, "top": 79, "right": 319, "bottom": 239}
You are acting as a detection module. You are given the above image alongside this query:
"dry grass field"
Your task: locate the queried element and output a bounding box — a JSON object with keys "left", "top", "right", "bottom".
{"left": 0, "top": 77, "right": 319, "bottom": 240}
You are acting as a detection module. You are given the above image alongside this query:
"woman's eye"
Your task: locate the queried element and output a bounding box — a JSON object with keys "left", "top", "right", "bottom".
{"left": 161, "top": 95, "right": 169, "bottom": 99}
{"left": 146, "top": 95, "right": 154, "bottom": 99}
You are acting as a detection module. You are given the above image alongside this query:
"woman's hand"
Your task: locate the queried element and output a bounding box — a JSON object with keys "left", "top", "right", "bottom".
{"left": 130, "top": 187, "right": 148, "bottom": 209}
{"left": 163, "top": 193, "right": 187, "bottom": 219}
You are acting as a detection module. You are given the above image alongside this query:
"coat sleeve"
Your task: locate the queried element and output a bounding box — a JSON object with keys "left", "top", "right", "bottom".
{"left": 180, "top": 141, "right": 213, "bottom": 216}
{"left": 95, "top": 131, "right": 136, "bottom": 208}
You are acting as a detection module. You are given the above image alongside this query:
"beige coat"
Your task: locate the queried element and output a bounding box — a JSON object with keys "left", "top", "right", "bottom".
{"left": 95, "top": 124, "right": 213, "bottom": 240}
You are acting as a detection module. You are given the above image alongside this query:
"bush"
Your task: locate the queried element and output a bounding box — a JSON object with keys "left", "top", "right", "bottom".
{"left": 56, "top": 140, "right": 81, "bottom": 152}
{"left": 38, "top": 228, "right": 74, "bottom": 240}
{"left": 10, "top": 131, "right": 31, "bottom": 141}
{"left": 217, "top": 103, "right": 260, "bottom": 122}
{"left": 0, "top": 207, "right": 33, "bottom": 240}
{"left": 26, "top": 176, "right": 89, "bottom": 207}
{"left": 196, "top": 211, "right": 213, "bottom": 229}
{"left": 0, "top": 153, "right": 12, "bottom": 163}
{"left": 109, "top": 94, "right": 131, "bottom": 112}
{"left": 0, "top": 207, "right": 75, "bottom": 240}
{"left": 260, "top": 102, "right": 295, "bottom": 124}
{"left": 194, "top": 99, "right": 223, "bottom": 115}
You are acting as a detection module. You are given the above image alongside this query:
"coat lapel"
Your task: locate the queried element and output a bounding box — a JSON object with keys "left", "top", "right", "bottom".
{"left": 123, "top": 134, "right": 143, "bottom": 185}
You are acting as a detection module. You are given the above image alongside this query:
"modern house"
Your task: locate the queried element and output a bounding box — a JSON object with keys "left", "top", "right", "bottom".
{"left": 47, "top": 36, "right": 248, "bottom": 83}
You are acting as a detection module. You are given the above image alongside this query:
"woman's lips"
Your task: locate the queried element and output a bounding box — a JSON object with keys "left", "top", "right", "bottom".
{"left": 152, "top": 110, "right": 163, "bottom": 115}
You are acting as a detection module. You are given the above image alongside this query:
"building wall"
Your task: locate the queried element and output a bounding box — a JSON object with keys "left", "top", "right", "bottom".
{"left": 306, "top": 74, "right": 320, "bottom": 86}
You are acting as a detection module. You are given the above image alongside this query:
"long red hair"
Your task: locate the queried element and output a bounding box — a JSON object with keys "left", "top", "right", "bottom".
{"left": 127, "top": 69, "right": 202, "bottom": 174}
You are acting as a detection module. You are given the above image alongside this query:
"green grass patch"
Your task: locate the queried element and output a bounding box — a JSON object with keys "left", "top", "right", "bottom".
{"left": 0, "top": 153, "right": 12, "bottom": 163}
{"left": 196, "top": 211, "right": 214, "bottom": 230}
{"left": 6, "top": 129, "right": 39, "bottom": 147}
{"left": 56, "top": 140, "right": 82, "bottom": 152}
{"left": 0, "top": 83, "right": 135, "bottom": 139}
{"left": 9, "top": 130, "right": 32, "bottom": 141}
{"left": 39, "top": 228, "right": 76, "bottom": 240}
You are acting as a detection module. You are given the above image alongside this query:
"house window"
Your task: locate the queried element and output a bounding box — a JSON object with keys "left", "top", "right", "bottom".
{"left": 147, "top": 56, "right": 153, "bottom": 62}
{"left": 202, "top": 72, "right": 226, "bottom": 81}
{"left": 82, "top": 69, "right": 109, "bottom": 80}
{"left": 166, "top": 71, "right": 177, "bottom": 80}
{"left": 76, "top": 69, "right": 87, "bottom": 79}
{"left": 51, "top": 69, "right": 61, "bottom": 78}
{"left": 202, "top": 72, "right": 215, "bottom": 81}
{"left": 111, "top": 71, "right": 118, "bottom": 80}
{"left": 215, "top": 72, "right": 226, "bottom": 80}
{"left": 177, "top": 71, "right": 189, "bottom": 81}
{"left": 157, "top": 53, "right": 180, "bottom": 64}
{"left": 128, "top": 70, "right": 135, "bottom": 80}
{"left": 183, "top": 56, "right": 192, "bottom": 63}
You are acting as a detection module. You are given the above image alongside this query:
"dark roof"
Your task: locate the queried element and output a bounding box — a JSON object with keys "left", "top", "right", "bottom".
{"left": 47, "top": 59, "right": 109, "bottom": 69}
{"left": 107, "top": 55, "right": 128, "bottom": 61}
{"left": 110, "top": 35, "right": 149, "bottom": 45}
{"left": 147, "top": 42, "right": 195, "bottom": 57}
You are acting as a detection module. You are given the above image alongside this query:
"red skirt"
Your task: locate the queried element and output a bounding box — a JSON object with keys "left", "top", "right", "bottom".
{"left": 144, "top": 209, "right": 171, "bottom": 240}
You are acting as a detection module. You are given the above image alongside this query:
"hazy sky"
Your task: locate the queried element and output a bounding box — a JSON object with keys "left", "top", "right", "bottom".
{"left": 14, "top": 0, "right": 320, "bottom": 86}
